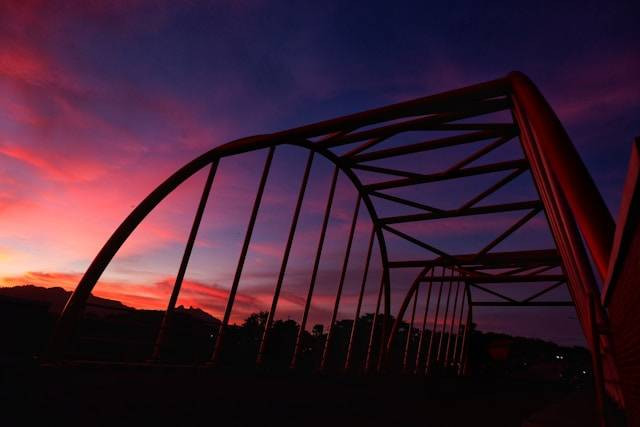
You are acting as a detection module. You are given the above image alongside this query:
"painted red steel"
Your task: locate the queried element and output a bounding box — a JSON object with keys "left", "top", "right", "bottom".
{"left": 603, "top": 139, "right": 640, "bottom": 423}
{"left": 45, "top": 71, "right": 639, "bottom": 423}
{"left": 509, "top": 72, "right": 615, "bottom": 280}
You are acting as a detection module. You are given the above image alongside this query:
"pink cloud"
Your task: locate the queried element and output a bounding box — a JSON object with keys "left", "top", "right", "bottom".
{"left": 547, "top": 50, "right": 640, "bottom": 125}
{"left": 1, "top": 271, "right": 94, "bottom": 292}
{"left": 0, "top": 29, "right": 260, "bottom": 270}
{"left": 0, "top": 142, "right": 111, "bottom": 183}
{"left": 0, "top": 270, "right": 265, "bottom": 324}
{"left": 0, "top": 43, "right": 60, "bottom": 88}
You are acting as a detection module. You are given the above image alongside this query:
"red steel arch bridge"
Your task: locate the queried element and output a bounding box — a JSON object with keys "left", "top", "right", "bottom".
{"left": 48, "top": 72, "right": 640, "bottom": 424}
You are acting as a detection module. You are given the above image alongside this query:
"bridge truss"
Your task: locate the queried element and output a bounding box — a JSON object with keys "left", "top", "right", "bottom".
{"left": 49, "top": 72, "right": 640, "bottom": 421}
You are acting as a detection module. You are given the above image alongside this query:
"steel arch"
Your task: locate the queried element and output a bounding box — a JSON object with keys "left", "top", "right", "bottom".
{"left": 49, "top": 137, "right": 395, "bottom": 366}
{"left": 47, "top": 72, "right": 636, "bottom": 420}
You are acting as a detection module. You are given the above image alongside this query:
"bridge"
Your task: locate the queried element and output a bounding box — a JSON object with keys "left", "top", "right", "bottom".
{"left": 39, "top": 72, "right": 639, "bottom": 425}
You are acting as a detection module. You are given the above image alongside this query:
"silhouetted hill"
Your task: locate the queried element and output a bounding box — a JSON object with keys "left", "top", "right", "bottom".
{"left": 174, "top": 305, "right": 220, "bottom": 325}
{"left": 0, "top": 285, "right": 588, "bottom": 382}
{"left": 0, "top": 285, "right": 220, "bottom": 325}
{"left": 0, "top": 285, "right": 129, "bottom": 314}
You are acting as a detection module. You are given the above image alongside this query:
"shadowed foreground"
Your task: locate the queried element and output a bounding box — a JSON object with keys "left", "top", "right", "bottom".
{"left": 4, "top": 74, "right": 636, "bottom": 425}
{"left": 45, "top": 73, "right": 640, "bottom": 424}
{"left": 1, "top": 363, "right": 609, "bottom": 426}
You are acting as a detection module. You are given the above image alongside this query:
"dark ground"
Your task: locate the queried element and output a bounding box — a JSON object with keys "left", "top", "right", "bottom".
{"left": 0, "top": 361, "right": 609, "bottom": 427}
{"left": 0, "top": 290, "right": 622, "bottom": 426}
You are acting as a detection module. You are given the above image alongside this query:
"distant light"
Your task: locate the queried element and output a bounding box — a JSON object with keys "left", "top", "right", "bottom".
{"left": 582, "top": 370, "right": 587, "bottom": 374}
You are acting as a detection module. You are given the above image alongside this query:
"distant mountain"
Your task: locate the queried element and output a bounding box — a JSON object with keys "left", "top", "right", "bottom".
{"left": 0, "top": 285, "right": 130, "bottom": 314}
{"left": 0, "top": 285, "right": 220, "bottom": 325}
{"left": 174, "top": 305, "right": 220, "bottom": 325}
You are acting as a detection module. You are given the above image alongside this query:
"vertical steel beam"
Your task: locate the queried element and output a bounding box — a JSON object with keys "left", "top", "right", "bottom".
{"left": 383, "top": 267, "right": 428, "bottom": 369}
{"left": 344, "top": 227, "right": 376, "bottom": 371}
{"left": 402, "top": 281, "right": 419, "bottom": 372}
{"left": 436, "top": 268, "right": 455, "bottom": 363}
{"left": 47, "top": 78, "right": 508, "bottom": 360}
{"left": 257, "top": 151, "right": 315, "bottom": 366}
{"left": 414, "top": 268, "right": 434, "bottom": 373}
{"left": 365, "top": 275, "right": 385, "bottom": 373}
{"left": 211, "top": 147, "right": 275, "bottom": 364}
{"left": 457, "top": 323, "right": 468, "bottom": 375}
{"left": 152, "top": 160, "right": 218, "bottom": 361}
{"left": 589, "top": 291, "right": 608, "bottom": 427}
{"left": 458, "top": 283, "right": 472, "bottom": 376}
{"left": 291, "top": 165, "right": 340, "bottom": 369}
{"left": 425, "top": 266, "right": 446, "bottom": 374}
{"left": 377, "top": 272, "right": 392, "bottom": 373}
{"left": 452, "top": 285, "right": 466, "bottom": 366}
{"left": 320, "top": 195, "right": 362, "bottom": 371}
{"left": 444, "top": 279, "right": 461, "bottom": 366}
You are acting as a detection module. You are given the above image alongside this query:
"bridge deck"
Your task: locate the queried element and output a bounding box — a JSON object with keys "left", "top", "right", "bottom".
{"left": 1, "top": 363, "right": 610, "bottom": 426}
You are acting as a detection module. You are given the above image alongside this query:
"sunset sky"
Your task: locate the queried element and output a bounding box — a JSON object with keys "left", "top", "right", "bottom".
{"left": 1, "top": 1, "right": 639, "bottom": 346}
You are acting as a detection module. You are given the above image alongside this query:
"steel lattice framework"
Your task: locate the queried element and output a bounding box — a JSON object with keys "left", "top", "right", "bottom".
{"left": 48, "top": 72, "right": 640, "bottom": 422}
